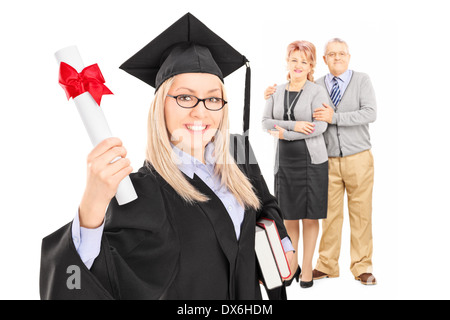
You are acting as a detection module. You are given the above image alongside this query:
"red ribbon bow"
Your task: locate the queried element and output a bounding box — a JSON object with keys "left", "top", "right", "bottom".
{"left": 58, "top": 62, "right": 113, "bottom": 106}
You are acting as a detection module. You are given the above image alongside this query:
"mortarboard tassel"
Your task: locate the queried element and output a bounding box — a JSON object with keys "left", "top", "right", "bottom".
{"left": 243, "top": 57, "right": 251, "bottom": 171}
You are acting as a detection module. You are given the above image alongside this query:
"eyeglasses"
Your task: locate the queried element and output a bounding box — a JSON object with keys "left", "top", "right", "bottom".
{"left": 167, "top": 94, "right": 227, "bottom": 111}
{"left": 326, "top": 51, "right": 348, "bottom": 58}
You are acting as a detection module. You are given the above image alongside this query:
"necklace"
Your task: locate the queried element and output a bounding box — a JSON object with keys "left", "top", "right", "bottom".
{"left": 286, "top": 81, "right": 303, "bottom": 121}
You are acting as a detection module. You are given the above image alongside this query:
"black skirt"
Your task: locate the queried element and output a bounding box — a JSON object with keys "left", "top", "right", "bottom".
{"left": 274, "top": 139, "right": 328, "bottom": 220}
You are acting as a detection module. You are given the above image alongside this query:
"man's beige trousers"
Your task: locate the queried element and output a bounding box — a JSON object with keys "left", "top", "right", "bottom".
{"left": 315, "top": 149, "right": 374, "bottom": 277}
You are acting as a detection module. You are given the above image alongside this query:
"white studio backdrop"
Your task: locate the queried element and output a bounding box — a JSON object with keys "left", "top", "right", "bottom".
{"left": 1, "top": 0, "right": 449, "bottom": 300}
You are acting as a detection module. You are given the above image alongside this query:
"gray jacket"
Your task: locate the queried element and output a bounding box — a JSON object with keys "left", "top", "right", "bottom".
{"left": 262, "top": 81, "right": 329, "bottom": 164}
{"left": 315, "top": 71, "right": 377, "bottom": 157}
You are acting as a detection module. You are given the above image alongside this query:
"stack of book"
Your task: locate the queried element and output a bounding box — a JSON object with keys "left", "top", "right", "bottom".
{"left": 255, "top": 218, "right": 291, "bottom": 290}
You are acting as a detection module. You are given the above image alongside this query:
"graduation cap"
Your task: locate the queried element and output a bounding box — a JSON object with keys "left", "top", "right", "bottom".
{"left": 120, "top": 12, "right": 252, "bottom": 168}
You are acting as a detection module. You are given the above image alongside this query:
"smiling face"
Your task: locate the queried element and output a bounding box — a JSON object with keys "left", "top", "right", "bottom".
{"left": 323, "top": 41, "right": 351, "bottom": 76}
{"left": 287, "top": 50, "right": 312, "bottom": 82}
{"left": 164, "top": 73, "right": 224, "bottom": 159}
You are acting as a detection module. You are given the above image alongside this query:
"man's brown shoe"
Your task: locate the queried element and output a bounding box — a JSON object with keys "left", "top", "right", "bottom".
{"left": 312, "top": 269, "right": 338, "bottom": 280}
{"left": 355, "top": 273, "right": 377, "bottom": 285}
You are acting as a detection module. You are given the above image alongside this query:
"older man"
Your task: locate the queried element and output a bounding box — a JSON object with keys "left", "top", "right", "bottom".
{"left": 312, "top": 38, "right": 377, "bottom": 285}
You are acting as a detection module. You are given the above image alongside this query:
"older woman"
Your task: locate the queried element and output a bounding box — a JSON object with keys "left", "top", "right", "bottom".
{"left": 40, "top": 13, "right": 293, "bottom": 300}
{"left": 262, "top": 41, "right": 329, "bottom": 288}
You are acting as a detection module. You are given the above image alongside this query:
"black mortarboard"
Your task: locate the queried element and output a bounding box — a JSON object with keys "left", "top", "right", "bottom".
{"left": 120, "top": 13, "right": 252, "bottom": 168}
{"left": 120, "top": 12, "right": 247, "bottom": 91}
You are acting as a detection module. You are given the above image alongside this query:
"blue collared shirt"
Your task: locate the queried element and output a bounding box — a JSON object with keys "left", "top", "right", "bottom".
{"left": 171, "top": 142, "right": 246, "bottom": 240}
{"left": 325, "top": 69, "right": 353, "bottom": 98}
{"left": 72, "top": 142, "right": 293, "bottom": 269}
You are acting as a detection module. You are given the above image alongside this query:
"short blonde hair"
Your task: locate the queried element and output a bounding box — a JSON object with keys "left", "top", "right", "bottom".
{"left": 145, "top": 76, "right": 261, "bottom": 211}
{"left": 286, "top": 40, "right": 317, "bottom": 82}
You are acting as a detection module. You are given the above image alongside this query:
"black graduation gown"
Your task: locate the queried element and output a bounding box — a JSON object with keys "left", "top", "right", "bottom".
{"left": 39, "top": 134, "right": 288, "bottom": 300}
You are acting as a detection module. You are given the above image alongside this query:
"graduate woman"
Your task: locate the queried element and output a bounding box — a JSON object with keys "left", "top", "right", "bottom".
{"left": 262, "top": 41, "right": 329, "bottom": 288}
{"left": 40, "top": 13, "right": 294, "bottom": 300}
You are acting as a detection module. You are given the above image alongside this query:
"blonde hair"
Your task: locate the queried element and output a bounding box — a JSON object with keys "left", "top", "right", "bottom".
{"left": 286, "top": 40, "right": 317, "bottom": 82}
{"left": 145, "top": 76, "right": 261, "bottom": 211}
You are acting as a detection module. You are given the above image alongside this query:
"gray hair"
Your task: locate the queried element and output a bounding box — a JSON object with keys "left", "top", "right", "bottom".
{"left": 324, "top": 38, "right": 350, "bottom": 55}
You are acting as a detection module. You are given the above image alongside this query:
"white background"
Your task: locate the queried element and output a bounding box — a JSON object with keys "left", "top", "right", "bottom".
{"left": 1, "top": 0, "right": 449, "bottom": 300}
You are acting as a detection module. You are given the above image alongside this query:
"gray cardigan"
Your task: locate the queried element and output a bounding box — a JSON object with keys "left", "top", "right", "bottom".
{"left": 315, "top": 71, "right": 377, "bottom": 157}
{"left": 262, "top": 81, "right": 329, "bottom": 164}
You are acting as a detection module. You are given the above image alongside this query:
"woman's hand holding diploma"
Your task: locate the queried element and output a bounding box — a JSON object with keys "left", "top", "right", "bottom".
{"left": 55, "top": 46, "right": 138, "bottom": 207}
{"left": 79, "top": 137, "right": 133, "bottom": 229}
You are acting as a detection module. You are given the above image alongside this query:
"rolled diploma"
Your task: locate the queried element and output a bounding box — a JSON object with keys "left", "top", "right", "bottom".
{"left": 55, "top": 45, "right": 137, "bottom": 206}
